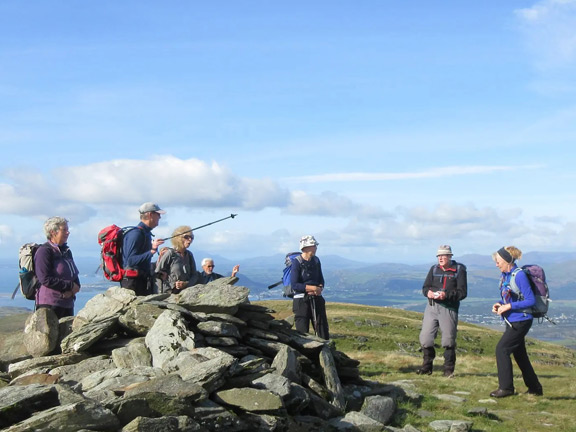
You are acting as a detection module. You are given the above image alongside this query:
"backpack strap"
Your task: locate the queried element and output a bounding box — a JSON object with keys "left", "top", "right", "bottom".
{"left": 509, "top": 268, "right": 524, "bottom": 300}
{"left": 509, "top": 267, "right": 535, "bottom": 316}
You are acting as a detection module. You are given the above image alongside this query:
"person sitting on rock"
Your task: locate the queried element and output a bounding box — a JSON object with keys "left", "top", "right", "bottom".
{"left": 200, "top": 257, "right": 239, "bottom": 284}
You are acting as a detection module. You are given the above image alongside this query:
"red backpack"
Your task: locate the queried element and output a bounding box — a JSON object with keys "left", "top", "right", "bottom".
{"left": 97, "top": 225, "right": 141, "bottom": 281}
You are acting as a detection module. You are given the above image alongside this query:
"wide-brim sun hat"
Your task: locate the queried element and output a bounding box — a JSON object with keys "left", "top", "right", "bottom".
{"left": 436, "top": 245, "right": 453, "bottom": 256}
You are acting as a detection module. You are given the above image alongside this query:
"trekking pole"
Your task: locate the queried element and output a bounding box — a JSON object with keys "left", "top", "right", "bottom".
{"left": 310, "top": 295, "right": 319, "bottom": 337}
{"left": 268, "top": 280, "right": 282, "bottom": 289}
{"left": 160, "top": 214, "right": 238, "bottom": 241}
{"left": 11, "top": 283, "right": 19, "bottom": 300}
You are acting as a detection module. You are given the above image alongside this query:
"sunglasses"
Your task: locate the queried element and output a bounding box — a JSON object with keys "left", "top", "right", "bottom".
{"left": 183, "top": 235, "right": 194, "bottom": 240}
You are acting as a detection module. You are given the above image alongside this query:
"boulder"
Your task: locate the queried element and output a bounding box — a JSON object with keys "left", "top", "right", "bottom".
{"left": 319, "top": 345, "right": 346, "bottom": 411}
{"left": 23, "top": 308, "right": 59, "bottom": 357}
{"left": 361, "top": 395, "right": 396, "bottom": 425}
{"left": 145, "top": 310, "right": 196, "bottom": 369}
{"left": 3, "top": 398, "right": 120, "bottom": 432}
{"left": 112, "top": 338, "right": 152, "bottom": 368}
{"left": 74, "top": 286, "right": 137, "bottom": 327}
{"left": 0, "top": 384, "right": 59, "bottom": 428}
{"left": 8, "top": 352, "right": 87, "bottom": 379}
{"left": 178, "top": 281, "right": 250, "bottom": 315}
{"left": 61, "top": 315, "right": 119, "bottom": 354}
{"left": 212, "top": 387, "right": 284, "bottom": 413}
{"left": 118, "top": 303, "right": 165, "bottom": 336}
{"left": 271, "top": 344, "right": 302, "bottom": 384}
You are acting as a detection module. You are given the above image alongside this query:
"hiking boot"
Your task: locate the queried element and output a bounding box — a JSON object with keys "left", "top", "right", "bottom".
{"left": 417, "top": 347, "right": 435, "bottom": 376}
{"left": 525, "top": 387, "right": 543, "bottom": 396}
{"left": 490, "top": 388, "right": 515, "bottom": 398}
{"left": 443, "top": 369, "right": 454, "bottom": 378}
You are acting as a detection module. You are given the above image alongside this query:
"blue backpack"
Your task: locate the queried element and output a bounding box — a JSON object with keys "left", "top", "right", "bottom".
{"left": 281, "top": 252, "right": 303, "bottom": 298}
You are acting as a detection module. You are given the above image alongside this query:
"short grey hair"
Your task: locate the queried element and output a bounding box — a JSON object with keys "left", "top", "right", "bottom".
{"left": 43, "top": 216, "right": 69, "bottom": 240}
{"left": 201, "top": 258, "right": 214, "bottom": 267}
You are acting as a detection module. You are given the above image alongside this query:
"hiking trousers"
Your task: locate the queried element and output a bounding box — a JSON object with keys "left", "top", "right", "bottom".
{"left": 496, "top": 318, "right": 541, "bottom": 392}
{"left": 293, "top": 295, "right": 329, "bottom": 340}
{"left": 419, "top": 301, "right": 458, "bottom": 349}
{"left": 120, "top": 275, "right": 153, "bottom": 296}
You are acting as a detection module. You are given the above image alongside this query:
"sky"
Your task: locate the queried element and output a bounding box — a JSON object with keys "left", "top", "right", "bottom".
{"left": 1, "top": 0, "right": 576, "bottom": 264}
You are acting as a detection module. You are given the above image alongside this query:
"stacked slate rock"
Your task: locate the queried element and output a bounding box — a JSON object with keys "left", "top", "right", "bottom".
{"left": 0, "top": 278, "right": 412, "bottom": 432}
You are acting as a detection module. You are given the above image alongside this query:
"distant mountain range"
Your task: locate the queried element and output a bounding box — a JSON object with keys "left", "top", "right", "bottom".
{"left": 4, "top": 250, "right": 575, "bottom": 303}
{"left": 2, "top": 250, "right": 574, "bottom": 347}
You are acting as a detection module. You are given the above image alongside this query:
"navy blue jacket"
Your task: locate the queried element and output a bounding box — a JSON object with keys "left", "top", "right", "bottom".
{"left": 121, "top": 222, "right": 153, "bottom": 277}
{"left": 290, "top": 255, "right": 324, "bottom": 295}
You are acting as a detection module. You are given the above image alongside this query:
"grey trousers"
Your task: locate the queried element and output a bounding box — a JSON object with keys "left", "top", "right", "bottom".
{"left": 419, "top": 302, "right": 458, "bottom": 348}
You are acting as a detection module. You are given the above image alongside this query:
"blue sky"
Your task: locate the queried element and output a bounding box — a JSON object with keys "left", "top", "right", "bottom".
{"left": 1, "top": 0, "right": 576, "bottom": 264}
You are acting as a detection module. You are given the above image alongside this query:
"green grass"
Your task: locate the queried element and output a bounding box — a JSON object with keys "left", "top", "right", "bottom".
{"left": 258, "top": 300, "right": 576, "bottom": 432}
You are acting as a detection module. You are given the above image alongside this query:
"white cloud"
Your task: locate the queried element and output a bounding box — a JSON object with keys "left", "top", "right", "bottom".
{"left": 0, "top": 156, "right": 293, "bottom": 216}
{"left": 285, "top": 165, "right": 535, "bottom": 184}
{"left": 516, "top": 0, "right": 576, "bottom": 69}
{"left": 0, "top": 224, "right": 14, "bottom": 244}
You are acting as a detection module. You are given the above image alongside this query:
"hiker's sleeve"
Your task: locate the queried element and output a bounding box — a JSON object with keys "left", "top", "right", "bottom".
{"left": 447, "top": 265, "right": 467, "bottom": 302}
{"left": 511, "top": 270, "right": 535, "bottom": 310}
{"left": 422, "top": 267, "right": 434, "bottom": 297}
{"left": 290, "top": 258, "right": 306, "bottom": 294}
{"left": 154, "top": 249, "right": 167, "bottom": 274}
{"left": 155, "top": 249, "right": 177, "bottom": 288}
{"left": 317, "top": 258, "right": 325, "bottom": 286}
{"left": 34, "top": 246, "right": 74, "bottom": 292}
{"left": 70, "top": 250, "right": 81, "bottom": 289}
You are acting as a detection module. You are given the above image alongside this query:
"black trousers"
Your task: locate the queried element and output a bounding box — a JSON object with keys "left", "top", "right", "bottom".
{"left": 36, "top": 304, "right": 74, "bottom": 319}
{"left": 495, "top": 318, "right": 541, "bottom": 391}
{"left": 120, "top": 275, "right": 153, "bottom": 296}
{"left": 293, "top": 295, "right": 329, "bottom": 340}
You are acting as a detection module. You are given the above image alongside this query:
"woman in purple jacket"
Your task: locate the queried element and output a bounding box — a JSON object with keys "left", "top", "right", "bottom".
{"left": 34, "top": 217, "right": 81, "bottom": 318}
{"left": 490, "top": 246, "right": 542, "bottom": 398}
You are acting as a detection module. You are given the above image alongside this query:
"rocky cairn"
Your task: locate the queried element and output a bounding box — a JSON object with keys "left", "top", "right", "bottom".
{"left": 0, "top": 278, "right": 407, "bottom": 432}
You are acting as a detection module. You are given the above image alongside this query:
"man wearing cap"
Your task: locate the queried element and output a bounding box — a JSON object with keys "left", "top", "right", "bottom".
{"left": 417, "top": 245, "right": 467, "bottom": 377}
{"left": 120, "top": 202, "right": 166, "bottom": 296}
{"left": 290, "top": 235, "right": 329, "bottom": 340}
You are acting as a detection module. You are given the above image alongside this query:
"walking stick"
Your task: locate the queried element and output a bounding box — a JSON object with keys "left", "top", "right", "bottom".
{"left": 310, "top": 295, "right": 319, "bottom": 337}
{"left": 160, "top": 214, "right": 238, "bottom": 241}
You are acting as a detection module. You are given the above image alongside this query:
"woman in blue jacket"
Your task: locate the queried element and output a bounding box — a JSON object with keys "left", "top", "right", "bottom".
{"left": 490, "top": 246, "right": 543, "bottom": 398}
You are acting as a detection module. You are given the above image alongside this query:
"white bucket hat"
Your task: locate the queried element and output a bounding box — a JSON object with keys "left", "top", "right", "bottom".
{"left": 300, "top": 235, "right": 319, "bottom": 250}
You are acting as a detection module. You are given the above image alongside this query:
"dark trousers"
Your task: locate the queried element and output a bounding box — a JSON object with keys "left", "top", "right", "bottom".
{"left": 293, "top": 295, "right": 329, "bottom": 340}
{"left": 495, "top": 319, "right": 541, "bottom": 391}
{"left": 36, "top": 304, "right": 74, "bottom": 319}
{"left": 120, "top": 275, "right": 152, "bottom": 296}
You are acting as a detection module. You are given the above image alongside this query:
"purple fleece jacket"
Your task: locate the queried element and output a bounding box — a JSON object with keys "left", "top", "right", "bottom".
{"left": 34, "top": 242, "right": 80, "bottom": 308}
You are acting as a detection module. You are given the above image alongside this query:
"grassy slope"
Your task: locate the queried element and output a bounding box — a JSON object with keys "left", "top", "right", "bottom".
{"left": 257, "top": 301, "right": 576, "bottom": 432}
{"left": 2, "top": 305, "right": 575, "bottom": 431}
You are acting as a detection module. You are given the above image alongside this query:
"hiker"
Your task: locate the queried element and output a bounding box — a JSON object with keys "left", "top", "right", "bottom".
{"left": 155, "top": 226, "right": 202, "bottom": 294}
{"left": 34, "top": 217, "right": 81, "bottom": 318}
{"left": 200, "top": 258, "right": 239, "bottom": 283}
{"left": 121, "top": 202, "right": 165, "bottom": 296}
{"left": 290, "top": 235, "right": 329, "bottom": 340}
{"left": 490, "top": 246, "right": 543, "bottom": 398}
{"left": 417, "top": 245, "right": 467, "bottom": 377}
